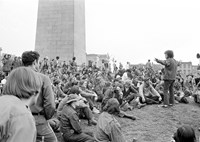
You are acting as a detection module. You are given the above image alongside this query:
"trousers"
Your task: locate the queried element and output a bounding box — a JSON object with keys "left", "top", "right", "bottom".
{"left": 34, "top": 115, "right": 58, "bottom": 142}
{"left": 63, "top": 132, "right": 95, "bottom": 142}
{"left": 163, "top": 80, "right": 175, "bottom": 105}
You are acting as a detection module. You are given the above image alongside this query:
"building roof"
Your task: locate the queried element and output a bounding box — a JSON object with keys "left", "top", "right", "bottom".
{"left": 87, "top": 54, "right": 109, "bottom": 59}
{"left": 181, "top": 62, "right": 192, "bottom": 64}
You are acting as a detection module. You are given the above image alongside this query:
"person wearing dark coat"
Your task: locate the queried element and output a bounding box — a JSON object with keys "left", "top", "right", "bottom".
{"left": 60, "top": 94, "right": 95, "bottom": 142}
{"left": 155, "top": 50, "right": 180, "bottom": 107}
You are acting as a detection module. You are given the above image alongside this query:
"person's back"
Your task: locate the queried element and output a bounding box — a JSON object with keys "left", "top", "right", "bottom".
{"left": 30, "top": 72, "right": 55, "bottom": 120}
{"left": 0, "top": 95, "right": 36, "bottom": 142}
{"left": 95, "top": 98, "right": 127, "bottom": 142}
{"left": 22, "top": 51, "right": 57, "bottom": 142}
{"left": 60, "top": 105, "right": 78, "bottom": 138}
{"left": 0, "top": 67, "right": 42, "bottom": 142}
{"left": 95, "top": 112, "right": 120, "bottom": 142}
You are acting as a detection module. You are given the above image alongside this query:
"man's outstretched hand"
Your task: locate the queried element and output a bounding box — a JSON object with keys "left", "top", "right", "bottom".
{"left": 155, "top": 58, "right": 159, "bottom": 63}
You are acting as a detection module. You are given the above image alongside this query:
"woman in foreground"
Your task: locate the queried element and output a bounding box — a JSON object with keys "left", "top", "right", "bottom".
{"left": 0, "top": 67, "right": 42, "bottom": 142}
{"left": 95, "top": 98, "right": 127, "bottom": 142}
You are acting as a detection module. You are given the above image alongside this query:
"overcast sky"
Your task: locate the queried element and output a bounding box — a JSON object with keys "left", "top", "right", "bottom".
{"left": 0, "top": 0, "right": 200, "bottom": 65}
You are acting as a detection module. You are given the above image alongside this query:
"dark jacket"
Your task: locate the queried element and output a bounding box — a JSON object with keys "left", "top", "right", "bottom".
{"left": 60, "top": 105, "right": 82, "bottom": 138}
{"left": 30, "top": 72, "right": 55, "bottom": 120}
{"left": 157, "top": 58, "right": 178, "bottom": 80}
{"left": 122, "top": 86, "right": 138, "bottom": 99}
{"left": 2, "top": 59, "right": 12, "bottom": 73}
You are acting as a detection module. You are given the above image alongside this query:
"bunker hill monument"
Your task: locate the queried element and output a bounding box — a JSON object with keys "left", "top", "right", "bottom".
{"left": 35, "top": 0, "right": 86, "bottom": 65}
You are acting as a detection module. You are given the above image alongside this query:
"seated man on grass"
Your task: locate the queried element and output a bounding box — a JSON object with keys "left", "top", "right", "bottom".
{"left": 139, "top": 77, "right": 162, "bottom": 105}
{"left": 60, "top": 94, "right": 96, "bottom": 142}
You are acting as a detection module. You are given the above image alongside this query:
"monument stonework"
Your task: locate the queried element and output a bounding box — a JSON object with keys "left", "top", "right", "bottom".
{"left": 35, "top": 0, "right": 86, "bottom": 65}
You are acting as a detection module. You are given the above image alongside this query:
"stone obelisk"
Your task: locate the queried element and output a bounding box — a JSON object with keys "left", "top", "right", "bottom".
{"left": 35, "top": 0, "right": 86, "bottom": 65}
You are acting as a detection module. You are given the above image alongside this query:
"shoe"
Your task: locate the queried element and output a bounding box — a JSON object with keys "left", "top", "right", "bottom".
{"left": 93, "top": 107, "right": 100, "bottom": 114}
{"left": 131, "top": 116, "right": 136, "bottom": 121}
{"left": 88, "top": 119, "right": 97, "bottom": 126}
{"left": 174, "top": 100, "right": 179, "bottom": 104}
{"left": 137, "top": 103, "right": 146, "bottom": 109}
{"left": 128, "top": 105, "right": 133, "bottom": 111}
{"left": 162, "top": 105, "right": 168, "bottom": 108}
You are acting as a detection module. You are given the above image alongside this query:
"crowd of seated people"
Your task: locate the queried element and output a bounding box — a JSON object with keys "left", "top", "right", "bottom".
{"left": 1, "top": 51, "right": 200, "bottom": 142}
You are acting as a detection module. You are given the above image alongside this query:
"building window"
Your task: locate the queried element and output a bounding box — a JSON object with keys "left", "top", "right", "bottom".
{"left": 183, "top": 64, "right": 186, "bottom": 68}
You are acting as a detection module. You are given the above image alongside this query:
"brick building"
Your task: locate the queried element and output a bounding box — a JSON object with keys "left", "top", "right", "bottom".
{"left": 178, "top": 62, "right": 192, "bottom": 75}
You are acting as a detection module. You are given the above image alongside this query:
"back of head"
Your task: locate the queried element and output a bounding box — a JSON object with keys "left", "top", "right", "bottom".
{"left": 103, "top": 98, "right": 120, "bottom": 114}
{"left": 126, "top": 69, "right": 131, "bottom": 73}
{"left": 21, "top": 51, "right": 40, "bottom": 66}
{"left": 174, "top": 125, "right": 196, "bottom": 142}
{"left": 164, "top": 50, "right": 174, "bottom": 58}
{"left": 2, "top": 67, "right": 42, "bottom": 99}
{"left": 56, "top": 56, "right": 59, "bottom": 60}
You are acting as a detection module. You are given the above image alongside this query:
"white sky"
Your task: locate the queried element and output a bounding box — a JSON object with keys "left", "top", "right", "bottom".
{"left": 0, "top": 0, "right": 200, "bottom": 65}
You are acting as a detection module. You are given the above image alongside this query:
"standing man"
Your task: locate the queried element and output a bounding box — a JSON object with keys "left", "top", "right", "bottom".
{"left": 155, "top": 50, "right": 179, "bottom": 108}
{"left": 2, "top": 54, "right": 13, "bottom": 76}
{"left": 22, "top": 51, "right": 57, "bottom": 142}
{"left": 146, "top": 59, "right": 152, "bottom": 69}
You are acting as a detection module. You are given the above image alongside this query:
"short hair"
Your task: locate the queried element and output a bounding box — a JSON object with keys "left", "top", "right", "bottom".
{"left": 22, "top": 51, "right": 40, "bottom": 66}
{"left": 126, "top": 69, "right": 131, "bottom": 73}
{"left": 56, "top": 56, "right": 60, "bottom": 60}
{"left": 2, "top": 67, "right": 42, "bottom": 99}
{"left": 164, "top": 50, "right": 174, "bottom": 58}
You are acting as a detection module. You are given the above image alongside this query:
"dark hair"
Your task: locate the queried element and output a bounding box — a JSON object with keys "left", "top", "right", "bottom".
{"left": 56, "top": 56, "right": 59, "bottom": 60}
{"left": 126, "top": 69, "right": 131, "bottom": 73}
{"left": 103, "top": 98, "right": 120, "bottom": 114}
{"left": 106, "top": 104, "right": 120, "bottom": 114}
{"left": 174, "top": 126, "right": 196, "bottom": 142}
{"left": 22, "top": 51, "right": 40, "bottom": 66}
{"left": 164, "top": 50, "right": 174, "bottom": 58}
